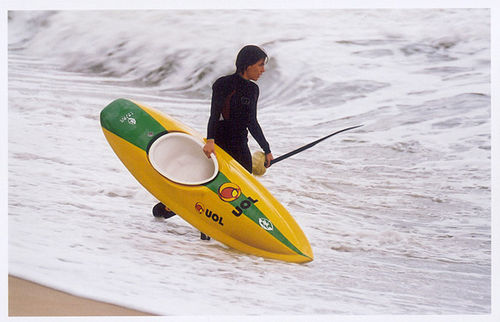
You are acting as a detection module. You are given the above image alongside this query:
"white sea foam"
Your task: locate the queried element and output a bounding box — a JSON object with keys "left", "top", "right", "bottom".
{"left": 8, "top": 9, "right": 491, "bottom": 316}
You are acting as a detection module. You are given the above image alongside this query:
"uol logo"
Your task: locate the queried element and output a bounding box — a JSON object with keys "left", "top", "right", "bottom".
{"left": 218, "top": 182, "right": 241, "bottom": 202}
{"left": 231, "top": 196, "right": 259, "bottom": 217}
{"left": 195, "top": 202, "right": 224, "bottom": 226}
{"left": 217, "top": 182, "right": 259, "bottom": 218}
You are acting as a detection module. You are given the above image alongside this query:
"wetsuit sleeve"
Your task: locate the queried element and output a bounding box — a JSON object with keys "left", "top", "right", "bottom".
{"left": 248, "top": 87, "right": 271, "bottom": 154}
{"left": 207, "top": 80, "right": 224, "bottom": 139}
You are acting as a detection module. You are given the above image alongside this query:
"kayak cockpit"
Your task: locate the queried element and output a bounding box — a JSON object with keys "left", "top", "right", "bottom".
{"left": 148, "top": 132, "right": 218, "bottom": 185}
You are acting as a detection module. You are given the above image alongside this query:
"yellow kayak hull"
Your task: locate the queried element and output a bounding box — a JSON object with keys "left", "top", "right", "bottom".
{"left": 100, "top": 98, "right": 313, "bottom": 263}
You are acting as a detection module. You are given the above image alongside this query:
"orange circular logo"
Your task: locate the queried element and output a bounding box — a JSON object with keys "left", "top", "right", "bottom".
{"left": 195, "top": 202, "right": 205, "bottom": 214}
{"left": 218, "top": 183, "right": 241, "bottom": 202}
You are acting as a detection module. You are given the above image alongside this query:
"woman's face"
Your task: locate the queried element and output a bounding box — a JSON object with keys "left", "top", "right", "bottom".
{"left": 243, "top": 58, "right": 266, "bottom": 81}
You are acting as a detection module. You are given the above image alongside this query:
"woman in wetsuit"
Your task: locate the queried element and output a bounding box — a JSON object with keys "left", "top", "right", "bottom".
{"left": 203, "top": 45, "right": 274, "bottom": 171}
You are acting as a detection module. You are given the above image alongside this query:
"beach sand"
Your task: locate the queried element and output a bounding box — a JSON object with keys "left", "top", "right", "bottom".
{"left": 8, "top": 275, "right": 155, "bottom": 316}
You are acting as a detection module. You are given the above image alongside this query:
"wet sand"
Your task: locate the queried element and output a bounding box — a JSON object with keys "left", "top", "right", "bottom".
{"left": 8, "top": 275, "right": 155, "bottom": 316}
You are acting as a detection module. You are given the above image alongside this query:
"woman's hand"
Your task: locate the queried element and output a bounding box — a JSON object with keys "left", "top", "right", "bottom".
{"left": 264, "top": 152, "right": 274, "bottom": 168}
{"left": 203, "top": 139, "right": 215, "bottom": 158}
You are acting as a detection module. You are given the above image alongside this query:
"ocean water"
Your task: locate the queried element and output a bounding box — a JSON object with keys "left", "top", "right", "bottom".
{"left": 7, "top": 9, "right": 491, "bottom": 318}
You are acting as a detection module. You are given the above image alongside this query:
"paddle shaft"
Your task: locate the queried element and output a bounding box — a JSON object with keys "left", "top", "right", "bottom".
{"left": 268, "top": 124, "right": 363, "bottom": 166}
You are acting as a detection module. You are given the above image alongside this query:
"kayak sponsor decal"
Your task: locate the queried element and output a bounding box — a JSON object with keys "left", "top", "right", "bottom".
{"left": 231, "top": 196, "right": 259, "bottom": 217}
{"left": 218, "top": 182, "right": 241, "bottom": 202}
{"left": 258, "top": 218, "right": 274, "bottom": 231}
{"left": 206, "top": 209, "right": 224, "bottom": 226}
{"left": 195, "top": 202, "right": 205, "bottom": 214}
{"left": 119, "top": 111, "right": 136, "bottom": 125}
{"left": 217, "top": 182, "right": 260, "bottom": 217}
{"left": 100, "top": 99, "right": 167, "bottom": 151}
{"left": 120, "top": 112, "right": 137, "bottom": 124}
{"left": 204, "top": 172, "right": 310, "bottom": 259}
{"left": 195, "top": 202, "right": 224, "bottom": 226}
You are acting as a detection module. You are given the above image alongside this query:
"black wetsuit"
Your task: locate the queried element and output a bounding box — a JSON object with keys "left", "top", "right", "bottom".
{"left": 207, "top": 73, "right": 271, "bottom": 173}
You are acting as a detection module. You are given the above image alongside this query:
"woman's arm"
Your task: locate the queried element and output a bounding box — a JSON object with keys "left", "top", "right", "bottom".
{"left": 204, "top": 79, "right": 225, "bottom": 158}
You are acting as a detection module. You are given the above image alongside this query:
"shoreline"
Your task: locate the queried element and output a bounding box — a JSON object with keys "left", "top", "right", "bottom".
{"left": 8, "top": 275, "right": 155, "bottom": 316}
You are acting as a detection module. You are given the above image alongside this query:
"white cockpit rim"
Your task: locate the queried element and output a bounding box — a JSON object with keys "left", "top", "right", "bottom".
{"left": 148, "top": 132, "right": 218, "bottom": 185}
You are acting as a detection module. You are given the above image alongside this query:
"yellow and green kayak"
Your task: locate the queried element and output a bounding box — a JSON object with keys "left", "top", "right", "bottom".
{"left": 100, "top": 98, "right": 313, "bottom": 263}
